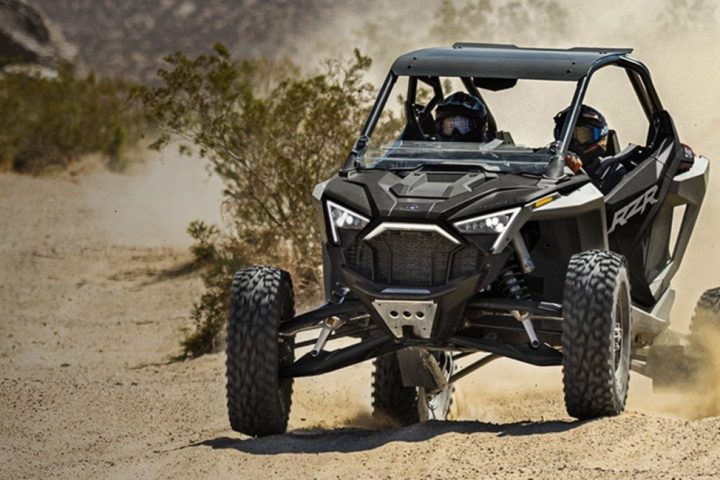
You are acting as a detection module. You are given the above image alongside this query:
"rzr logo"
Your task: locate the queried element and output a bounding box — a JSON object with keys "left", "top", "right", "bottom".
{"left": 608, "top": 185, "right": 658, "bottom": 233}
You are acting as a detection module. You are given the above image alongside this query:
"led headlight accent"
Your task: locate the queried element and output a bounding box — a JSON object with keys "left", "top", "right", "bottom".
{"left": 453, "top": 207, "right": 520, "bottom": 234}
{"left": 326, "top": 200, "right": 370, "bottom": 243}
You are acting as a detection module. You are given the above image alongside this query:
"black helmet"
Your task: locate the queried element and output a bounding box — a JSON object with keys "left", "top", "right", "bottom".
{"left": 434, "top": 92, "right": 489, "bottom": 142}
{"left": 553, "top": 104, "right": 609, "bottom": 152}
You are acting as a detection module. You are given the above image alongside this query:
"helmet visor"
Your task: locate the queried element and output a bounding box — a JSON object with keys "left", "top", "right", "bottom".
{"left": 440, "top": 116, "right": 473, "bottom": 137}
{"left": 573, "top": 126, "right": 596, "bottom": 145}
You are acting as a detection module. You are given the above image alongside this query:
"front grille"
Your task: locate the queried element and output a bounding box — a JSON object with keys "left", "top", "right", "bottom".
{"left": 343, "top": 229, "right": 483, "bottom": 287}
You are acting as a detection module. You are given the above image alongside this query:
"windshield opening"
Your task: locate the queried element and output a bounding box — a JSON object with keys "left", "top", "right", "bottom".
{"left": 358, "top": 75, "right": 577, "bottom": 174}
{"left": 359, "top": 140, "right": 551, "bottom": 174}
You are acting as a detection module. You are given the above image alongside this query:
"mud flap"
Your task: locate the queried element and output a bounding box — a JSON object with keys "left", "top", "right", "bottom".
{"left": 396, "top": 348, "right": 447, "bottom": 390}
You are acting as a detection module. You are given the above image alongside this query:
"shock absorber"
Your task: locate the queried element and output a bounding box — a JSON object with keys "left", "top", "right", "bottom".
{"left": 498, "top": 259, "right": 541, "bottom": 349}
{"left": 498, "top": 260, "right": 530, "bottom": 300}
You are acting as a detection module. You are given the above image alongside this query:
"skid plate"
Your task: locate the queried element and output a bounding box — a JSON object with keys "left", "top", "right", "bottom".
{"left": 372, "top": 299, "right": 437, "bottom": 338}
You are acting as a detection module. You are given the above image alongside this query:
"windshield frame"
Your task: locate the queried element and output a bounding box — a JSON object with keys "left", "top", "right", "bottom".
{"left": 341, "top": 53, "right": 662, "bottom": 179}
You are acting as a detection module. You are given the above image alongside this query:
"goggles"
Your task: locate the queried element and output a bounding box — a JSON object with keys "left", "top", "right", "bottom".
{"left": 573, "top": 126, "right": 598, "bottom": 145}
{"left": 439, "top": 116, "right": 474, "bottom": 136}
{"left": 554, "top": 123, "right": 608, "bottom": 147}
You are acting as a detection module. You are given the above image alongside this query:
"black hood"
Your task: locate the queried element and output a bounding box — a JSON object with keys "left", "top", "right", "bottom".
{"left": 322, "top": 169, "right": 588, "bottom": 222}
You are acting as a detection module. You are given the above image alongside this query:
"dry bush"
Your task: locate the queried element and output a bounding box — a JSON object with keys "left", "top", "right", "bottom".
{"left": 135, "top": 44, "right": 385, "bottom": 357}
{"left": 0, "top": 65, "right": 143, "bottom": 173}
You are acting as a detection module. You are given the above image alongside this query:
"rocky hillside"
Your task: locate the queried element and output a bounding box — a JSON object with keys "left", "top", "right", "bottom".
{"left": 0, "top": 0, "right": 78, "bottom": 71}
{"left": 30, "top": 0, "right": 367, "bottom": 83}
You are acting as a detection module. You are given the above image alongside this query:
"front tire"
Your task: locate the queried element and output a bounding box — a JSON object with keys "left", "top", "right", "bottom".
{"left": 562, "top": 250, "right": 631, "bottom": 419}
{"left": 226, "top": 266, "right": 295, "bottom": 437}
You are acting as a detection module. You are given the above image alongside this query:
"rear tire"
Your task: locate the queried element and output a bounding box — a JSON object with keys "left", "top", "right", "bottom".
{"left": 372, "top": 351, "right": 454, "bottom": 425}
{"left": 372, "top": 352, "right": 420, "bottom": 426}
{"left": 226, "top": 266, "right": 295, "bottom": 437}
{"left": 562, "top": 250, "right": 631, "bottom": 419}
{"left": 688, "top": 287, "right": 720, "bottom": 387}
{"left": 689, "top": 287, "right": 720, "bottom": 353}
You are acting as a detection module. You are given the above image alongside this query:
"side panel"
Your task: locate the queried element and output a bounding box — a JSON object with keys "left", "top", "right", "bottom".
{"left": 648, "top": 156, "right": 709, "bottom": 297}
{"left": 604, "top": 112, "right": 695, "bottom": 308}
{"left": 606, "top": 142, "right": 670, "bottom": 306}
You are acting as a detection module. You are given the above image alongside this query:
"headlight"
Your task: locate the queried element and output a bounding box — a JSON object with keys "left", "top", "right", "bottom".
{"left": 453, "top": 207, "right": 520, "bottom": 234}
{"left": 326, "top": 200, "right": 370, "bottom": 243}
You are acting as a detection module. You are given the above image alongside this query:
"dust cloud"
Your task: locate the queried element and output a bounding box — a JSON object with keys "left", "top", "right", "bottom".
{"left": 689, "top": 326, "right": 720, "bottom": 418}
{"left": 631, "top": 325, "right": 720, "bottom": 420}
{"left": 82, "top": 149, "right": 223, "bottom": 248}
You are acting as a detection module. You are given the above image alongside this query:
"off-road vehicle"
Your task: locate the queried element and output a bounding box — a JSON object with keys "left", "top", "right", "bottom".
{"left": 224, "top": 44, "right": 712, "bottom": 436}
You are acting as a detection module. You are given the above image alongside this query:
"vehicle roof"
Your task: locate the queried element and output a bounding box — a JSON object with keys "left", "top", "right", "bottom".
{"left": 391, "top": 43, "right": 634, "bottom": 81}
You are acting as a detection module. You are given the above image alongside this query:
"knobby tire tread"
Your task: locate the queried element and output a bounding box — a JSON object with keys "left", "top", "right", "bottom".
{"left": 562, "top": 250, "right": 630, "bottom": 419}
{"left": 372, "top": 353, "right": 420, "bottom": 426}
{"left": 226, "top": 266, "right": 294, "bottom": 437}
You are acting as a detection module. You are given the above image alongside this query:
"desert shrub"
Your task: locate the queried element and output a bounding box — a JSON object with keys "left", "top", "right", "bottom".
{"left": 180, "top": 220, "right": 249, "bottom": 357}
{"left": 0, "top": 64, "right": 143, "bottom": 173}
{"left": 135, "top": 44, "right": 391, "bottom": 357}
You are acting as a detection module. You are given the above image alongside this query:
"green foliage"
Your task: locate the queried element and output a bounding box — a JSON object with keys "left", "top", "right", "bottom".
{"left": 0, "top": 65, "right": 143, "bottom": 173}
{"left": 187, "top": 220, "right": 222, "bottom": 267}
{"left": 181, "top": 221, "right": 249, "bottom": 357}
{"left": 136, "top": 44, "right": 381, "bottom": 357}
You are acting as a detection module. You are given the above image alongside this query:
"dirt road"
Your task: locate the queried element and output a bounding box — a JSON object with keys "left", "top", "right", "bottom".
{"left": 1, "top": 159, "right": 720, "bottom": 480}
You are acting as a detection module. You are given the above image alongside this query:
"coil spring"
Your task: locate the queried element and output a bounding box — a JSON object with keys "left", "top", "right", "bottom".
{"left": 497, "top": 260, "right": 530, "bottom": 300}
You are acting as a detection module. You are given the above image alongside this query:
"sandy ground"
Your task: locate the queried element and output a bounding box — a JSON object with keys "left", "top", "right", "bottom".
{"left": 1, "top": 155, "right": 720, "bottom": 480}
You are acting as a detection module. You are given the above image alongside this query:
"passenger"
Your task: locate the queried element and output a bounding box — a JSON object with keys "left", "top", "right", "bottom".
{"left": 435, "top": 92, "right": 489, "bottom": 142}
{"left": 554, "top": 104, "right": 626, "bottom": 193}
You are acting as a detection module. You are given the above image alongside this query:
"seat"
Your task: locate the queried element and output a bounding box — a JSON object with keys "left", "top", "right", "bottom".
{"left": 606, "top": 129, "right": 621, "bottom": 156}
{"left": 495, "top": 130, "right": 515, "bottom": 145}
{"left": 594, "top": 144, "right": 644, "bottom": 194}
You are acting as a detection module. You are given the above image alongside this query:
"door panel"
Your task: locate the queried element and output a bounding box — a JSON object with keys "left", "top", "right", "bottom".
{"left": 606, "top": 112, "right": 684, "bottom": 308}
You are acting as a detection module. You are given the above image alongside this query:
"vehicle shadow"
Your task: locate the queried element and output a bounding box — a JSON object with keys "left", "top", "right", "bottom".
{"left": 195, "top": 418, "right": 588, "bottom": 455}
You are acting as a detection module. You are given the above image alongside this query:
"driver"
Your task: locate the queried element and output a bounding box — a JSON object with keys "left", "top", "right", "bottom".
{"left": 554, "top": 104, "right": 626, "bottom": 193}
{"left": 553, "top": 104, "right": 609, "bottom": 172}
{"left": 435, "top": 92, "right": 489, "bottom": 142}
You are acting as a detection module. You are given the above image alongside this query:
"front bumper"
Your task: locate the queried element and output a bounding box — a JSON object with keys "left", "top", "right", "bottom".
{"left": 328, "top": 215, "right": 514, "bottom": 341}
{"left": 342, "top": 266, "right": 492, "bottom": 340}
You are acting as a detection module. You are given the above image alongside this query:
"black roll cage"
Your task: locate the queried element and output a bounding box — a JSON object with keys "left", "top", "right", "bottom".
{"left": 343, "top": 50, "right": 664, "bottom": 179}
